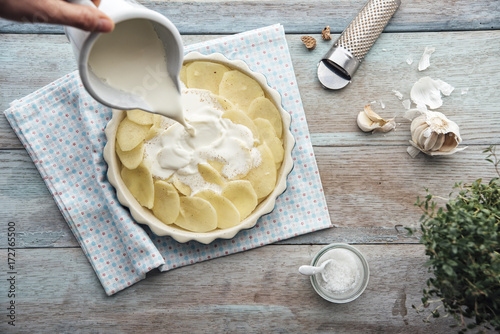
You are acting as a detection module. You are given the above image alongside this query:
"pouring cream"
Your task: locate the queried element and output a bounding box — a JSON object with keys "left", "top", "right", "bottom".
{"left": 88, "top": 19, "right": 189, "bottom": 129}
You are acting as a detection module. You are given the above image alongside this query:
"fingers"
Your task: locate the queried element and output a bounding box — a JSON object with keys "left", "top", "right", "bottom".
{"left": 0, "top": 0, "right": 114, "bottom": 33}
{"left": 52, "top": 0, "right": 114, "bottom": 32}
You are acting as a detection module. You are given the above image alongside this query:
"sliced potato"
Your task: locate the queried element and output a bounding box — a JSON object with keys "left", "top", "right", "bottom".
{"left": 179, "top": 65, "right": 187, "bottom": 86}
{"left": 242, "top": 143, "right": 276, "bottom": 199}
{"left": 145, "top": 115, "right": 164, "bottom": 140}
{"left": 208, "top": 160, "right": 225, "bottom": 174}
{"left": 221, "top": 180, "right": 258, "bottom": 220}
{"left": 222, "top": 109, "right": 259, "bottom": 139}
{"left": 195, "top": 189, "right": 241, "bottom": 229}
{"left": 247, "top": 97, "right": 283, "bottom": 138}
{"left": 152, "top": 180, "right": 180, "bottom": 225}
{"left": 212, "top": 94, "right": 236, "bottom": 111}
{"left": 121, "top": 161, "right": 154, "bottom": 209}
{"left": 253, "top": 118, "right": 284, "bottom": 164}
{"left": 175, "top": 197, "right": 217, "bottom": 232}
{"left": 186, "top": 61, "right": 229, "bottom": 94}
{"left": 172, "top": 175, "right": 192, "bottom": 196}
{"left": 198, "top": 163, "right": 225, "bottom": 186}
{"left": 126, "top": 109, "right": 154, "bottom": 125}
{"left": 116, "top": 116, "right": 150, "bottom": 151}
{"left": 219, "top": 70, "right": 264, "bottom": 112}
{"left": 116, "top": 141, "right": 144, "bottom": 169}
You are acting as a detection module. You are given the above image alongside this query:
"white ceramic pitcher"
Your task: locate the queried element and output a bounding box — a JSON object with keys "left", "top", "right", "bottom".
{"left": 64, "top": 0, "right": 184, "bottom": 112}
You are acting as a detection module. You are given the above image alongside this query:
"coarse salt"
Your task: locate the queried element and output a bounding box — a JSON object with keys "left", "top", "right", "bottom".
{"left": 318, "top": 248, "right": 362, "bottom": 294}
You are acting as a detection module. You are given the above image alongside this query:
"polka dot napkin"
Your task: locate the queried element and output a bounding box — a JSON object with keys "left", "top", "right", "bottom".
{"left": 4, "top": 24, "right": 332, "bottom": 295}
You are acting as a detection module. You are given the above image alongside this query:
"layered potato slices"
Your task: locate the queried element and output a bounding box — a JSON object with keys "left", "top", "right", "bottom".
{"left": 116, "top": 61, "right": 285, "bottom": 233}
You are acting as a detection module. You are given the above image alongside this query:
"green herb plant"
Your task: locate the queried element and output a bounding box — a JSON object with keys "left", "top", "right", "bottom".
{"left": 409, "top": 146, "right": 500, "bottom": 332}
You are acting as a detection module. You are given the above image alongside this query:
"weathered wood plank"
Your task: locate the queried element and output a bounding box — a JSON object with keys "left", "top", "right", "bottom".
{"left": 294, "top": 31, "right": 500, "bottom": 145}
{"left": 1, "top": 145, "right": 497, "bottom": 248}
{"left": 2, "top": 31, "right": 500, "bottom": 149}
{"left": 0, "top": 0, "right": 499, "bottom": 34}
{"left": 0, "top": 245, "right": 462, "bottom": 333}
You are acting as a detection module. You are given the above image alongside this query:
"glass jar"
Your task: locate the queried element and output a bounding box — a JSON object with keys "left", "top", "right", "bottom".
{"left": 310, "top": 243, "right": 370, "bottom": 303}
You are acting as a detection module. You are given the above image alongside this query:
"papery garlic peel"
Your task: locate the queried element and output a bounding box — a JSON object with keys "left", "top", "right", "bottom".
{"left": 410, "top": 76, "right": 454, "bottom": 110}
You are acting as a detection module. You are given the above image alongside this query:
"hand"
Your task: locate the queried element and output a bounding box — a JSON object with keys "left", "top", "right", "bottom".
{"left": 0, "top": 0, "right": 114, "bottom": 32}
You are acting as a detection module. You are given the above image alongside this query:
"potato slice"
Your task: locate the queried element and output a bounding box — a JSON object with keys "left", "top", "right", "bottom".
{"left": 116, "top": 141, "right": 144, "bottom": 170}
{"left": 222, "top": 109, "right": 259, "bottom": 139}
{"left": 175, "top": 197, "right": 217, "bottom": 232}
{"left": 121, "top": 162, "right": 154, "bottom": 209}
{"left": 242, "top": 143, "right": 276, "bottom": 199}
{"left": 145, "top": 115, "right": 164, "bottom": 140}
{"left": 195, "top": 189, "right": 241, "bottom": 229}
{"left": 179, "top": 65, "right": 187, "bottom": 86}
{"left": 116, "top": 116, "right": 150, "bottom": 151}
{"left": 221, "top": 180, "right": 258, "bottom": 220}
{"left": 152, "top": 180, "right": 180, "bottom": 225}
{"left": 212, "top": 94, "right": 236, "bottom": 111}
{"left": 253, "top": 118, "right": 284, "bottom": 164}
{"left": 126, "top": 109, "right": 154, "bottom": 125}
{"left": 198, "top": 163, "right": 225, "bottom": 186}
{"left": 247, "top": 97, "right": 283, "bottom": 138}
{"left": 172, "top": 176, "right": 192, "bottom": 196}
{"left": 186, "top": 61, "right": 229, "bottom": 94}
{"left": 208, "top": 160, "right": 225, "bottom": 174}
{"left": 219, "top": 70, "right": 264, "bottom": 112}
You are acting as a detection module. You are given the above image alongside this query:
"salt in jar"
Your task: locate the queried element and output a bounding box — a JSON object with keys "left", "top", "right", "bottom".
{"left": 309, "top": 243, "right": 369, "bottom": 303}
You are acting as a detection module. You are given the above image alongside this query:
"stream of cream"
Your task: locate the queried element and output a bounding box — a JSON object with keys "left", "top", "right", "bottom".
{"left": 88, "top": 19, "right": 188, "bottom": 128}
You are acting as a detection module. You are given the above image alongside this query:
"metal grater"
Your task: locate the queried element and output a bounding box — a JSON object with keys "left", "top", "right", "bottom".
{"left": 317, "top": 0, "right": 401, "bottom": 90}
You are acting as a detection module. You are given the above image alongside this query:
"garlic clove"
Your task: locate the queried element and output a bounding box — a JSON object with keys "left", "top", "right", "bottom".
{"left": 364, "top": 105, "right": 385, "bottom": 123}
{"left": 356, "top": 105, "right": 396, "bottom": 133}
{"left": 431, "top": 134, "right": 446, "bottom": 151}
{"left": 357, "top": 111, "right": 380, "bottom": 132}
{"left": 373, "top": 118, "right": 396, "bottom": 133}
{"left": 410, "top": 115, "right": 428, "bottom": 140}
{"left": 440, "top": 133, "right": 461, "bottom": 152}
{"left": 423, "top": 131, "right": 439, "bottom": 151}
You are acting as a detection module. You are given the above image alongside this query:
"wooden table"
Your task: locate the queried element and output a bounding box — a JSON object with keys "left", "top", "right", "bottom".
{"left": 1, "top": 1, "right": 499, "bottom": 332}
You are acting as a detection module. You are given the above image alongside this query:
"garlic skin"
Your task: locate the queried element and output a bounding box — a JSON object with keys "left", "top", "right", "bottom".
{"left": 418, "top": 46, "right": 435, "bottom": 71}
{"left": 357, "top": 105, "right": 396, "bottom": 133}
{"left": 410, "top": 76, "right": 454, "bottom": 110}
{"left": 408, "top": 110, "right": 465, "bottom": 158}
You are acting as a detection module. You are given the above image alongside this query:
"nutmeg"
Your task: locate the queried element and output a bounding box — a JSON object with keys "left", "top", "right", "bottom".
{"left": 301, "top": 36, "right": 317, "bottom": 50}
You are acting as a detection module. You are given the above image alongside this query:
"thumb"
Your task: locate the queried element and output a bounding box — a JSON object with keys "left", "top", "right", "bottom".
{"left": 53, "top": 1, "right": 114, "bottom": 32}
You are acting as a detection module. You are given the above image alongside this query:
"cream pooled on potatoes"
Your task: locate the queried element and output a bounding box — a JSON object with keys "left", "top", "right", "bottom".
{"left": 115, "top": 60, "right": 284, "bottom": 233}
{"left": 144, "top": 88, "right": 262, "bottom": 194}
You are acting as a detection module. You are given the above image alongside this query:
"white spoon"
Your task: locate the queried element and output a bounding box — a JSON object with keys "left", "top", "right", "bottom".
{"left": 299, "top": 259, "right": 333, "bottom": 276}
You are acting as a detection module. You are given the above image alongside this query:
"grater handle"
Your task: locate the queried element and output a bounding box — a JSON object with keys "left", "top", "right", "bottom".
{"left": 317, "top": 0, "right": 401, "bottom": 90}
{"left": 337, "top": 0, "right": 401, "bottom": 61}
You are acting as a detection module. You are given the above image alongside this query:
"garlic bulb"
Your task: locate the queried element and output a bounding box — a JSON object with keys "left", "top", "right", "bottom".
{"left": 408, "top": 110, "right": 465, "bottom": 158}
{"left": 357, "top": 105, "right": 396, "bottom": 133}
